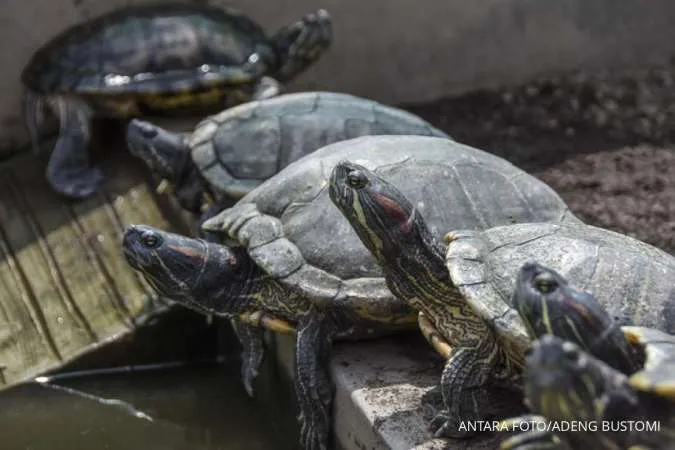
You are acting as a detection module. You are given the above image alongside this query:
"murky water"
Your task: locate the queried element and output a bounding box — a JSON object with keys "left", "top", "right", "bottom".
{"left": 0, "top": 362, "right": 283, "bottom": 450}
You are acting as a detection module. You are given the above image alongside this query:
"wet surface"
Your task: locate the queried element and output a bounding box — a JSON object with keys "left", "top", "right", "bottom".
{"left": 0, "top": 362, "right": 281, "bottom": 450}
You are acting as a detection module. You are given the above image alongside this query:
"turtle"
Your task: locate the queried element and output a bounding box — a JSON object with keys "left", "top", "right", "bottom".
{"left": 328, "top": 161, "right": 675, "bottom": 439}
{"left": 121, "top": 135, "right": 580, "bottom": 450}
{"left": 512, "top": 262, "right": 644, "bottom": 375}
{"left": 21, "top": 3, "right": 332, "bottom": 199}
{"left": 125, "top": 91, "right": 449, "bottom": 218}
{"left": 498, "top": 263, "right": 675, "bottom": 449}
{"left": 500, "top": 334, "right": 675, "bottom": 450}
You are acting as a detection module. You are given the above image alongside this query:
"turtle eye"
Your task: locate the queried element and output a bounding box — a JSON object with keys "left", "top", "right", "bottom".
{"left": 346, "top": 170, "right": 369, "bottom": 189}
{"left": 534, "top": 273, "right": 558, "bottom": 294}
{"left": 141, "top": 232, "right": 162, "bottom": 249}
{"left": 562, "top": 341, "right": 581, "bottom": 363}
{"left": 139, "top": 124, "right": 158, "bottom": 139}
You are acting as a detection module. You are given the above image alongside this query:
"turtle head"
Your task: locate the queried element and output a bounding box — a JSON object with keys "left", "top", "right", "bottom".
{"left": 514, "top": 262, "right": 644, "bottom": 374}
{"left": 126, "top": 119, "right": 190, "bottom": 180}
{"left": 512, "top": 263, "right": 614, "bottom": 342}
{"left": 271, "top": 9, "right": 332, "bottom": 82}
{"left": 122, "top": 225, "right": 254, "bottom": 316}
{"left": 329, "top": 160, "right": 435, "bottom": 264}
{"left": 524, "top": 335, "right": 627, "bottom": 422}
{"left": 513, "top": 262, "right": 609, "bottom": 342}
{"left": 126, "top": 120, "right": 208, "bottom": 214}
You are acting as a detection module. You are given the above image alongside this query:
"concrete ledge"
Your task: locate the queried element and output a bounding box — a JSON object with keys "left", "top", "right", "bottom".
{"left": 270, "top": 332, "right": 509, "bottom": 450}
{"left": 331, "top": 335, "right": 450, "bottom": 450}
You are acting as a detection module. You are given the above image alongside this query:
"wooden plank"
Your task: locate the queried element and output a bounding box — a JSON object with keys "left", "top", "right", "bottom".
{"left": 0, "top": 150, "right": 189, "bottom": 390}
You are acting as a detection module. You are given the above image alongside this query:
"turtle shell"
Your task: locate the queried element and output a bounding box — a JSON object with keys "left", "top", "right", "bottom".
{"left": 22, "top": 4, "right": 269, "bottom": 96}
{"left": 623, "top": 326, "right": 675, "bottom": 399}
{"left": 445, "top": 222, "right": 675, "bottom": 369}
{"left": 214, "top": 135, "right": 581, "bottom": 309}
{"left": 188, "top": 92, "right": 450, "bottom": 199}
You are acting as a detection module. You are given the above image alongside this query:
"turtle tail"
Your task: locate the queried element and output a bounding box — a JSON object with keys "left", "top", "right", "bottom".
{"left": 22, "top": 90, "right": 48, "bottom": 154}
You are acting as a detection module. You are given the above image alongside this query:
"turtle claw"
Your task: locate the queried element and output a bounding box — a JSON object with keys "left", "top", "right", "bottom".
{"left": 430, "top": 410, "right": 477, "bottom": 439}
{"left": 429, "top": 410, "right": 452, "bottom": 438}
{"left": 299, "top": 419, "right": 329, "bottom": 450}
{"left": 230, "top": 319, "right": 265, "bottom": 398}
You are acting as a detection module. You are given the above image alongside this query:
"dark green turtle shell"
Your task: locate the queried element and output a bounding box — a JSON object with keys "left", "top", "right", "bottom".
{"left": 21, "top": 4, "right": 271, "bottom": 96}
{"left": 209, "top": 136, "right": 581, "bottom": 307}
{"left": 189, "top": 92, "right": 450, "bottom": 198}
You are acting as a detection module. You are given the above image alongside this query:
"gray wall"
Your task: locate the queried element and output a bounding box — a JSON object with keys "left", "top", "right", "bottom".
{"left": 4, "top": 0, "right": 675, "bottom": 154}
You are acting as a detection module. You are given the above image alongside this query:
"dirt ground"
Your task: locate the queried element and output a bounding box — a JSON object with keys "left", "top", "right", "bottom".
{"left": 406, "top": 64, "right": 675, "bottom": 255}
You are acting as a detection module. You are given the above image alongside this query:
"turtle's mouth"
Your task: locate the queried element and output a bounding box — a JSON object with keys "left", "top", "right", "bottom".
{"left": 121, "top": 226, "right": 145, "bottom": 269}
{"left": 126, "top": 120, "right": 153, "bottom": 157}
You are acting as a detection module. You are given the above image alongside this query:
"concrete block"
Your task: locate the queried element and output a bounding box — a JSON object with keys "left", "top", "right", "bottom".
{"left": 268, "top": 331, "right": 511, "bottom": 450}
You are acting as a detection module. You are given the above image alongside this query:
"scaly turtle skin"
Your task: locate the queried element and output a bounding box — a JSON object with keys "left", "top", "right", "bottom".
{"left": 329, "top": 164, "right": 675, "bottom": 439}
{"left": 22, "top": 4, "right": 332, "bottom": 199}
{"left": 123, "top": 135, "right": 577, "bottom": 450}
{"left": 501, "top": 335, "right": 675, "bottom": 450}
{"left": 502, "top": 264, "right": 675, "bottom": 449}
{"left": 125, "top": 91, "right": 448, "bottom": 216}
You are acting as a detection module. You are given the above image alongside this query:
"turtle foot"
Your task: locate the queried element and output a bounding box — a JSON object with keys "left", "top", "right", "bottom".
{"left": 47, "top": 166, "right": 104, "bottom": 199}
{"left": 430, "top": 410, "right": 476, "bottom": 439}
{"left": 299, "top": 414, "right": 329, "bottom": 450}
{"left": 230, "top": 319, "right": 265, "bottom": 398}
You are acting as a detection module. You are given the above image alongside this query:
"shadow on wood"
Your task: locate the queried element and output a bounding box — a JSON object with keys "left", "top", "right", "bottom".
{"left": 0, "top": 143, "right": 193, "bottom": 390}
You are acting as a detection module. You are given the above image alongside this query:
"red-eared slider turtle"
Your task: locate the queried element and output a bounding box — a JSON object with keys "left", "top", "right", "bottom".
{"left": 122, "top": 135, "right": 578, "bottom": 450}
{"left": 22, "top": 4, "right": 332, "bottom": 199}
{"left": 501, "top": 335, "right": 675, "bottom": 450}
{"left": 329, "top": 165, "right": 675, "bottom": 439}
{"left": 500, "top": 264, "right": 675, "bottom": 449}
{"left": 125, "top": 91, "right": 448, "bottom": 216}
{"left": 512, "top": 262, "right": 644, "bottom": 375}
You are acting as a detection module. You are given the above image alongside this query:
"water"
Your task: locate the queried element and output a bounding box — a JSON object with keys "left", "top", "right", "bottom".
{"left": 0, "top": 362, "right": 284, "bottom": 450}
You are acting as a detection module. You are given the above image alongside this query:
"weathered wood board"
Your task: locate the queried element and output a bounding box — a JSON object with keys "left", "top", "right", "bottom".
{"left": 0, "top": 149, "right": 189, "bottom": 390}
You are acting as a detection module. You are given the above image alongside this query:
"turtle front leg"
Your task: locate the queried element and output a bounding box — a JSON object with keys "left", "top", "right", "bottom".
{"left": 430, "top": 337, "right": 508, "bottom": 438}
{"left": 233, "top": 312, "right": 295, "bottom": 396}
{"left": 230, "top": 318, "right": 266, "bottom": 397}
{"left": 418, "top": 312, "right": 453, "bottom": 359}
{"left": 294, "top": 309, "right": 334, "bottom": 450}
{"left": 22, "top": 90, "right": 47, "bottom": 154}
{"left": 46, "top": 97, "right": 103, "bottom": 198}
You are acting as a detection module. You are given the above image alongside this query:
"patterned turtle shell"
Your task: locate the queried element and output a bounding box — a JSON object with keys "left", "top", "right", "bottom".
{"left": 445, "top": 222, "right": 675, "bottom": 369}
{"left": 188, "top": 91, "right": 450, "bottom": 198}
{"left": 22, "top": 4, "right": 329, "bottom": 113}
{"left": 204, "top": 135, "right": 580, "bottom": 309}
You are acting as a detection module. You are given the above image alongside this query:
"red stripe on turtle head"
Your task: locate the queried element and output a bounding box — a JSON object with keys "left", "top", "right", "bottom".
{"left": 372, "top": 192, "right": 414, "bottom": 234}
{"left": 168, "top": 245, "right": 206, "bottom": 263}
